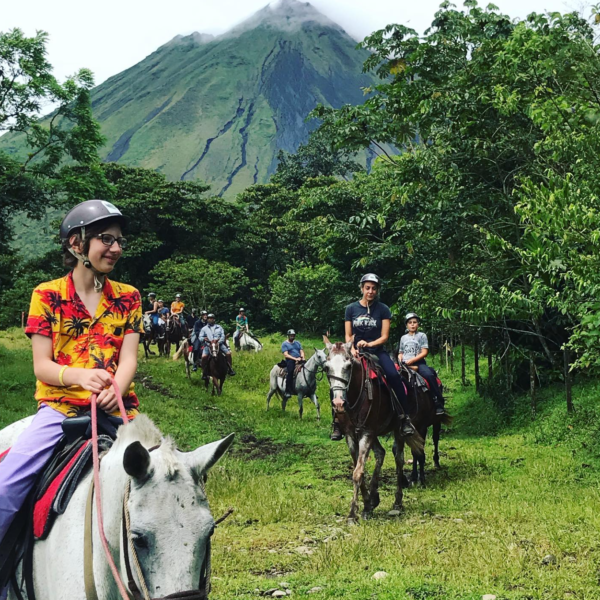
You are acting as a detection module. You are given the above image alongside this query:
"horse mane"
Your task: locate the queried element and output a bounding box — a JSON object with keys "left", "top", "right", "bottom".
{"left": 112, "top": 415, "right": 185, "bottom": 480}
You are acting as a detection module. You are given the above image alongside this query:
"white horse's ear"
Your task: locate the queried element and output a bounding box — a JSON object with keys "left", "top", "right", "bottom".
{"left": 186, "top": 433, "right": 235, "bottom": 484}
{"left": 323, "top": 335, "right": 332, "bottom": 352}
{"left": 344, "top": 336, "right": 354, "bottom": 356}
{"left": 123, "top": 441, "right": 152, "bottom": 481}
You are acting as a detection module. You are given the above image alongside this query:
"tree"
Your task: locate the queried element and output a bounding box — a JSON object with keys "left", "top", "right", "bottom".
{"left": 148, "top": 257, "right": 248, "bottom": 318}
{"left": 268, "top": 263, "right": 350, "bottom": 334}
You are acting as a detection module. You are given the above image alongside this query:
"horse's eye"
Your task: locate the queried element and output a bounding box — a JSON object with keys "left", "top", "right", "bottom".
{"left": 132, "top": 532, "right": 149, "bottom": 550}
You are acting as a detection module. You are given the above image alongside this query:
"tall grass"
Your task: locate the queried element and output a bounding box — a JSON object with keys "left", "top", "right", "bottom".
{"left": 1, "top": 329, "right": 600, "bottom": 599}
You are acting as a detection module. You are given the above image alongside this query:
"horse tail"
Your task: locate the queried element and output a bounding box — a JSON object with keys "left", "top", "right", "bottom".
{"left": 439, "top": 413, "right": 453, "bottom": 427}
{"left": 173, "top": 339, "right": 188, "bottom": 361}
{"left": 405, "top": 430, "right": 425, "bottom": 455}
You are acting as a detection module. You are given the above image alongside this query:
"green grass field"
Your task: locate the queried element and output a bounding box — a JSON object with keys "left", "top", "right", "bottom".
{"left": 1, "top": 329, "right": 600, "bottom": 599}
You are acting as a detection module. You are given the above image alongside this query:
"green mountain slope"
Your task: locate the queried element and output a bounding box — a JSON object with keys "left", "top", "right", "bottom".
{"left": 1, "top": 0, "right": 377, "bottom": 196}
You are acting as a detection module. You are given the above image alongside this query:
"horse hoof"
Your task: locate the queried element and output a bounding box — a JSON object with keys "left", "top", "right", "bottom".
{"left": 370, "top": 492, "right": 380, "bottom": 510}
{"left": 347, "top": 517, "right": 358, "bottom": 526}
{"left": 361, "top": 510, "right": 373, "bottom": 520}
{"left": 392, "top": 504, "right": 403, "bottom": 513}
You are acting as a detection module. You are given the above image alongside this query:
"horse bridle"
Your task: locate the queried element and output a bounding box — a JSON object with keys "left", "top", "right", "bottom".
{"left": 121, "top": 475, "right": 212, "bottom": 600}
{"left": 85, "top": 446, "right": 216, "bottom": 600}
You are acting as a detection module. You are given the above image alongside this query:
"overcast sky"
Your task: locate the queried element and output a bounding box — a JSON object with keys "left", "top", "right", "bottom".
{"left": 3, "top": 0, "right": 583, "bottom": 87}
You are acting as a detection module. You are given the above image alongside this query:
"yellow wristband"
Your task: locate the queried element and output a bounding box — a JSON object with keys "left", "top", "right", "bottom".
{"left": 58, "top": 365, "right": 69, "bottom": 387}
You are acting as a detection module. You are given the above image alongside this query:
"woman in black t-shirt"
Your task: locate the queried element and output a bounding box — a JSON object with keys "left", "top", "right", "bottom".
{"left": 329, "top": 273, "right": 415, "bottom": 440}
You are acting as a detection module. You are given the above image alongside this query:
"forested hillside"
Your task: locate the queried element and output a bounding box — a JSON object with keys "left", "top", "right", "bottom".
{"left": 0, "top": 0, "right": 377, "bottom": 196}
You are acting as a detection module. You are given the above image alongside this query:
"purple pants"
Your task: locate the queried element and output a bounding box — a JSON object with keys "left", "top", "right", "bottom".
{"left": 0, "top": 405, "right": 66, "bottom": 543}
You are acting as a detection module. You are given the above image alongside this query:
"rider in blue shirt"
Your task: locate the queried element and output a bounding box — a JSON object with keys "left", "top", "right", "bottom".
{"left": 281, "top": 329, "right": 305, "bottom": 398}
{"left": 200, "top": 313, "right": 236, "bottom": 376}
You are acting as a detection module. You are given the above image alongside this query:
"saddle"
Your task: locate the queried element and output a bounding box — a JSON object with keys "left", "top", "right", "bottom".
{"left": 277, "top": 360, "right": 305, "bottom": 378}
{"left": 0, "top": 413, "right": 120, "bottom": 594}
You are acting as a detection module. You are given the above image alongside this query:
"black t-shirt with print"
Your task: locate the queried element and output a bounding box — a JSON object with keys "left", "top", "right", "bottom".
{"left": 344, "top": 300, "right": 392, "bottom": 347}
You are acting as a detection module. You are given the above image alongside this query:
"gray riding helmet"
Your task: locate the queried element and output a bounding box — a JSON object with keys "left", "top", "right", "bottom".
{"left": 60, "top": 199, "right": 126, "bottom": 241}
{"left": 360, "top": 273, "right": 381, "bottom": 286}
{"left": 405, "top": 312, "right": 420, "bottom": 324}
{"left": 208, "top": 313, "right": 215, "bottom": 319}
{"left": 287, "top": 329, "right": 296, "bottom": 336}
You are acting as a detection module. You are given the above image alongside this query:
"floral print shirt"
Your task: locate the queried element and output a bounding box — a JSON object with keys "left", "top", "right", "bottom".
{"left": 25, "top": 272, "right": 143, "bottom": 417}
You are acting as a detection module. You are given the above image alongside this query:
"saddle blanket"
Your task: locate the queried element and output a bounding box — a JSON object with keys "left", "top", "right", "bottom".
{"left": 362, "top": 358, "right": 408, "bottom": 396}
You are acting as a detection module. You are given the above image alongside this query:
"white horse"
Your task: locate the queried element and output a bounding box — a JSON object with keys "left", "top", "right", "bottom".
{"left": 266, "top": 348, "right": 327, "bottom": 419}
{"left": 0, "top": 415, "right": 234, "bottom": 600}
{"left": 237, "top": 331, "right": 262, "bottom": 352}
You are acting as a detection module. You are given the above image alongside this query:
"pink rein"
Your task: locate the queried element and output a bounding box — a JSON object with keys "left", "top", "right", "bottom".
{"left": 90, "top": 379, "right": 131, "bottom": 600}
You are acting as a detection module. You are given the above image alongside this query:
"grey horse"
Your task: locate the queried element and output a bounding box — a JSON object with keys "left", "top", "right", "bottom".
{"left": 266, "top": 348, "right": 327, "bottom": 419}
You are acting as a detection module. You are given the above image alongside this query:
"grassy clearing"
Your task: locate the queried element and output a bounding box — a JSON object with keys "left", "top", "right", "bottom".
{"left": 1, "top": 328, "right": 600, "bottom": 599}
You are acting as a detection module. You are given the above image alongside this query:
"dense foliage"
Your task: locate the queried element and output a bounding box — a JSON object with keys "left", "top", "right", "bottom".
{"left": 5, "top": 3, "right": 600, "bottom": 400}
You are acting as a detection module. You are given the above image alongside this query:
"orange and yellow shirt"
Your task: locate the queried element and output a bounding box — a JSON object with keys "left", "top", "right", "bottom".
{"left": 25, "top": 272, "right": 143, "bottom": 418}
{"left": 171, "top": 301, "right": 184, "bottom": 314}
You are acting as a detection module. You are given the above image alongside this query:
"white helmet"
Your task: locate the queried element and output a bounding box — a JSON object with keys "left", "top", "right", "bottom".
{"left": 287, "top": 329, "right": 296, "bottom": 336}
{"left": 405, "top": 312, "right": 420, "bottom": 324}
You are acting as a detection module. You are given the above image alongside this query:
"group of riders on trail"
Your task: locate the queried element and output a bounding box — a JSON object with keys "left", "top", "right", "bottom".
{"left": 0, "top": 198, "right": 447, "bottom": 595}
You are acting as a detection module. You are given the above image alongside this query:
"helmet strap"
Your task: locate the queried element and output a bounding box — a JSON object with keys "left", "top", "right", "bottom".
{"left": 68, "top": 226, "right": 106, "bottom": 293}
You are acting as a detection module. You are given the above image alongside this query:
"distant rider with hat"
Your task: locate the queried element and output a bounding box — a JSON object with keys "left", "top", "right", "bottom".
{"left": 200, "top": 313, "right": 236, "bottom": 377}
{"left": 398, "top": 313, "right": 446, "bottom": 416}
{"left": 233, "top": 307, "right": 248, "bottom": 350}
{"left": 171, "top": 293, "right": 185, "bottom": 324}
{"left": 145, "top": 292, "right": 160, "bottom": 340}
{"left": 191, "top": 310, "right": 209, "bottom": 371}
{"left": 281, "top": 329, "right": 305, "bottom": 399}
{"left": 333, "top": 273, "right": 415, "bottom": 441}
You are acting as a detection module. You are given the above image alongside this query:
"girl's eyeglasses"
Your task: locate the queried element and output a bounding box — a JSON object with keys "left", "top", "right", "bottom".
{"left": 95, "top": 234, "right": 128, "bottom": 249}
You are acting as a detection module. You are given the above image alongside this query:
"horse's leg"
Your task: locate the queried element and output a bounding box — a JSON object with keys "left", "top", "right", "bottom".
{"left": 418, "top": 428, "right": 428, "bottom": 486}
{"left": 350, "top": 434, "right": 373, "bottom": 522}
{"left": 346, "top": 435, "right": 360, "bottom": 523}
{"left": 266, "top": 388, "right": 275, "bottom": 411}
{"left": 297, "top": 393, "right": 304, "bottom": 419}
{"left": 433, "top": 421, "right": 441, "bottom": 469}
{"left": 367, "top": 438, "right": 385, "bottom": 516}
{"left": 311, "top": 393, "right": 320, "bottom": 420}
{"left": 393, "top": 430, "right": 405, "bottom": 510}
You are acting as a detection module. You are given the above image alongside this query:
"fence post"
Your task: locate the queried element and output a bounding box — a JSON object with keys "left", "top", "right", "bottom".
{"left": 461, "top": 340, "right": 466, "bottom": 386}
{"left": 450, "top": 335, "right": 454, "bottom": 373}
{"left": 564, "top": 348, "right": 574, "bottom": 413}
{"left": 474, "top": 338, "right": 480, "bottom": 393}
{"left": 530, "top": 353, "right": 536, "bottom": 419}
{"left": 488, "top": 346, "right": 493, "bottom": 381}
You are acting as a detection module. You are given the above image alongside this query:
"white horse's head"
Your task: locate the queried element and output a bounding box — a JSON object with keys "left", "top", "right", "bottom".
{"left": 142, "top": 313, "right": 152, "bottom": 333}
{"left": 312, "top": 347, "right": 327, "bottom": 367}
{"left": 112, "top": 417, "right": 234, "bottom": 596}
{"left": 323, "top": 336, "right": 354, "bottom": 412}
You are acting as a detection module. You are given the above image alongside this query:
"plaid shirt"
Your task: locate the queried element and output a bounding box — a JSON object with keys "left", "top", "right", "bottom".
{"left": 25, "top": 272, "right": 143, "bottom": 417}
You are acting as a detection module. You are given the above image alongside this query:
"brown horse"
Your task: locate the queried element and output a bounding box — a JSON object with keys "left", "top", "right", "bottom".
{"left": 165, "top": 313, "right": 187, "bottom": 357}
{"left": 323, "top": 337, "right": 424, "bottom": 522}
{"left": 203, "top": 338, "right": 228, "bottom": 396}
{"left": 396, "top": 363, "right": 452, "bottom": 487}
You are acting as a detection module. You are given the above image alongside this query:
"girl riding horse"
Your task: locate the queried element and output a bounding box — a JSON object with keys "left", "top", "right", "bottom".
{"left": 0, "top": 200, "right": 142, "bottom": 568}
{"left": 330, "top": 273, "right": 416, "bottom": 440}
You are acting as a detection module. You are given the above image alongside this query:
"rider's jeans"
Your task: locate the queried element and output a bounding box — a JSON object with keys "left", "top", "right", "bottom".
{"left": 285, "top": 358, "right": 296, "bottom": 394}
{"left": 413, "top": 359, "right": 444, "bottom": 404}
{"left": 0, "top": 405, "right": 66, "bottom": 544}
{"left": 369, "top": 348, "right": 409, "bottom": 411}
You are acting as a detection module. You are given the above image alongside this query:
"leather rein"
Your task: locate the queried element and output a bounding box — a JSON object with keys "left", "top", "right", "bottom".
{"left": 84, "top": 381, "right": 217, "bottom": 600}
